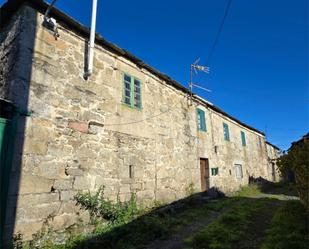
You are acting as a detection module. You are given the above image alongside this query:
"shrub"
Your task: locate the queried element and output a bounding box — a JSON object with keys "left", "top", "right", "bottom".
{"left": 74, "top": 186, "right": 140, "bottom": 224}
{"left": 277, "top": 141, "right": 309, "bottom": 210}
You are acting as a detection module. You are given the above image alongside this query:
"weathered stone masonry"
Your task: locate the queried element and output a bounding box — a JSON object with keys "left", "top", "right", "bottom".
{"left": 0, "top": 1, "right": 280, "bottom": 242}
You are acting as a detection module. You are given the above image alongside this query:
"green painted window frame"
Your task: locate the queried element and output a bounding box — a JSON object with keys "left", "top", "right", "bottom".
{"left": 197, "top": 108, "right": 206, "bottom": 132}
{"left": 211, "top": 167, "right": 219, "bottom": 176}
{"left": 241, "top": 131, "right": 246, "bottom": 146}
{"left": 122, "top": 73, "right": 142, "bottom": 109}
{"left": 223, "top": 122, "right": 230, "bottom": 141}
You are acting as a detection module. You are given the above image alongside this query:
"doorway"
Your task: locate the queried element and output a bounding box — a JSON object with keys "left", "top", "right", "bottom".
{"left": 271, "top": 162, "right": 276, "bottom": 182}
{"left": 200, "top": 158, "right": 210, "bottom": 191}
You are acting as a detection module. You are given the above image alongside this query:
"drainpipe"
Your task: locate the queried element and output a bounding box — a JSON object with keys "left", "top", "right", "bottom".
{"left": 84, "top": 0, "right": 98, "bottom": 79}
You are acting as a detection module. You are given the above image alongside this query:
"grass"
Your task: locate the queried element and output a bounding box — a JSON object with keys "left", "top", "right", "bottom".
{"left": 236, "top": 184, "right": 262, "bottom": 197}
{"left": 44, "top": 197, "right": 237, "bottom": 249}
{"left": 14, "top": 182, "right": 305, "bottom": 249}
{"left": 234, "top": 182, "right": 299, "bottom": 201}
{"left": 63, "top": 199, "right": 238, "bottom": 249}
{"left": 184, "top": 198, "right": 276, "bottom": 249}
{"left": 261, "top": 200, "right": 309, "bottom": 249}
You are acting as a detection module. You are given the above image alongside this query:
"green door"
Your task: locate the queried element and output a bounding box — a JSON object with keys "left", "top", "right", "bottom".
{"left": 0, "top": 118, "right": 11, "bottom": 161}
{"left": 0, "top": 117, "right": 12, "bottom": 246}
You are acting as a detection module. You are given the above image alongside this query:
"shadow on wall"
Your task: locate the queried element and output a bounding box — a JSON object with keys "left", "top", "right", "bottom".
{"left": 0, "top": 1, "right": 36, "bottom": 246}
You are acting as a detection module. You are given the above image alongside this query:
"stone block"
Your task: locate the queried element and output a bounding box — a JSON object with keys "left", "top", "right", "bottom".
{"left": 143, "top": 181, "right": 155, "bottom": 191}
{"left": 73, "top": 176, "right": 92, "bottom": 190}
{"left": 130, "top": 183, "right": 143, "bottom": 191}
{"left": 119, "top": 185, "right": 130, "bottom": 194}
{"left": 136, "top": 190, "right": 154, "bottom": 201}
{"left": 17, "top": 193, "right": 60, "bottom": 207}
{"left": 75, "top": 145, "right": 98, "bottom": 160}
{"left": 59, "top": 201, "right": 79, "bottom": 214}
{"left": 38, "top": 161, "right": 66, "bottom": 179}
{"left": 19, "top": 175, "right": 54, "bottom": 194}
{"left": 65, "top": 167, "right": 83, "bottom": 177}
{"left": 23, "top": 138, "right": 48, "bottom": 155}
{"left": 60, "top": 190, "right": 77, "bottom": 201}
{"left": 47, "top": 144, "right": 73, "bottom": 158}
{"left": 54, "top": 179, "right": 73, "bottom": 190}
{"left": 18, "top": 202, "right": 61, "bottom": 221}
{"left": 37, "top": 28, "right": 68, "bottom": 51}
{"left": 68, "top": 121, "right": 89, "bottom": 133}
{"left": 52, "top": 214, "right": 76, "bottom": 231}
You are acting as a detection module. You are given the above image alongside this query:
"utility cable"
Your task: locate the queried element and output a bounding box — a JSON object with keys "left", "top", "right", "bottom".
{"left": 206, "top": 0, "right": 233, "bottom": 65}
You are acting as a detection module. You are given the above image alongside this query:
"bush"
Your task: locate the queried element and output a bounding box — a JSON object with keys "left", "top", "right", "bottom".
{"left": 277, "top": 141, "right": 309, "bottom": 210}
{"left": 74, "top": 186, "right": 140, "bottom": 224}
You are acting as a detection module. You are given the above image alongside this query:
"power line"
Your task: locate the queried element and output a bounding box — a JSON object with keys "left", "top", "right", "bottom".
{"left": 206, "top": 0, "right": 233, "bottom": 65}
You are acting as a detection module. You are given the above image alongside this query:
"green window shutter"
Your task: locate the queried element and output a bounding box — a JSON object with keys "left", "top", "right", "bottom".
{"left": 211, "top": 168, "right": 219, "bottom": 176}
{"left": 123, "top": 73, "right": 142, "bottom": 109}
{"left": 223, "top": 123, "right": 230, "bottom": 141}
{"left": 241, "top": 131, "right": 246, "bottom": 146}
{"left": 123, "top": 74, "right": 132, "bottom": 106}
{"left": 133, "top": 79, "right": 141, "bottom": 109}
{"left": 197, "top": 108, "right": 206, "bottom": 131}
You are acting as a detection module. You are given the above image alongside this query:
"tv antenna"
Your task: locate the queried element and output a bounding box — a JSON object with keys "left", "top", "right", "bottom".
{"left": 189, "top": 58, "right": 211, "bottom": 103}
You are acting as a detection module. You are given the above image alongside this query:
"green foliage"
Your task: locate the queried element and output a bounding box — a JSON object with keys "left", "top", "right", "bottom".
{"left": 277, "top": 141, "right": 309, "bottom": 209}
{"left": 236, "top": 184, "right": 261, "bottom": 197}
{"left": 11, "top": 233, "right": 24, "bottom": 249}
{"left": 261, "top": 201, "right": 309, "bottom": 249}
{"left": 55, "top": 193, "right": 233, "bottom": 249}
{"left": 74, "top": 186, "right": 140, "bottom": 224}
{"left": 184, "top": 199, "right": 272, "bottom": 249}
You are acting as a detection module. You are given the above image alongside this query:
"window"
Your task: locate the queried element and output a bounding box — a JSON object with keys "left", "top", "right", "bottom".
{"left": 241, "top": 131, "right": 246, "bottom": 146}
{"left": 123, "top": 73, "right": 141, "bottom": 109}
{"left": 211, "top": 168, "right": 219, "bottom": 176}
{"left": 234, "top": 164, "right": 243, "bottom": 179}
{"left": 197, "top": 108, "right": 206, "bottom": 131}
{"left": 223, "top": 122, "right": 230, "bottom": 141}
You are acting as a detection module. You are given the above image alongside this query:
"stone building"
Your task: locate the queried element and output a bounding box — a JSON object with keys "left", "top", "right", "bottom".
{"left": 266, "top": 142, "right": 281, "bottom": 182}
{"left": 0, "top": 0, "right": 280, "bottom": 243}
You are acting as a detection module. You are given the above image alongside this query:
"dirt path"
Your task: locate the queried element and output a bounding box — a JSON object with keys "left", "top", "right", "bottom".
{"left": 236, "top": 201, "right": 282, "bottom": 249}
{"left": 144, "top": 197, "right": 283, "bottom": 249}
{"left": 144, "top": 208, "right": 229, "bottom": 249}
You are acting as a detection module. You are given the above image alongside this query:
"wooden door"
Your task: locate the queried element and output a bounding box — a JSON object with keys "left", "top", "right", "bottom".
{"left": 200, "top": 158, "right": 210, "bottom": 191}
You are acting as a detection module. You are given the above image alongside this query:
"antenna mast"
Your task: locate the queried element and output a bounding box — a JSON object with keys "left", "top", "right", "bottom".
{"left": 189, "top": 58, "right": 210, "bottom": 104}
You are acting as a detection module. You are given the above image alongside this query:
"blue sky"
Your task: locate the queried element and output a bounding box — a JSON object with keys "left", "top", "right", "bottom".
{"left": 2, "top": 0, "right": 308, "bottom": 149}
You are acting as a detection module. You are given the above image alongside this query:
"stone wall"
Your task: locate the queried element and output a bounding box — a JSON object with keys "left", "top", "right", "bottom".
{"left": 1, "top": 3, "right": 279, "bottom": 242}
{"left": 0, "top": 7, "right": 21, "bottom": 99}
{"left": 266, "top": 143, "right": 281, "bottom": 182}
{"left": 196, "top": 103, "right": 270, "bottom": 193}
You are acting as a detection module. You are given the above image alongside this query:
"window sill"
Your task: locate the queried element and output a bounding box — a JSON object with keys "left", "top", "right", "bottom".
{"left": 121, "top": 102, "right": 142, "bottom": 111}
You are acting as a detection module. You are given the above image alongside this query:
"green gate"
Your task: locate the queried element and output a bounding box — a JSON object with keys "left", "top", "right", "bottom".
{"left": 0, "top": 117, "right": 11, "bottom": 247}
{"left": 0, "top": 100, "right": 18, "bottom": 247}
{"left": 0, "top": 117, "right": 11, "bottom": 163}
{"left": 0, "top": 117, "right": 13, "bottom": 246}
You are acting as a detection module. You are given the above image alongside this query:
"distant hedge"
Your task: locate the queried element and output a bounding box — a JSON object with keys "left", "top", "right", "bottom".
{"left": 277, "top": 140, "right": 309, "bottom": 210}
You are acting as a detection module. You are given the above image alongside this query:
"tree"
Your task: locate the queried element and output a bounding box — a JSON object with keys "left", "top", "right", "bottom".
{"left": 277, "top": 135, "right": 309, "bottom": 210}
